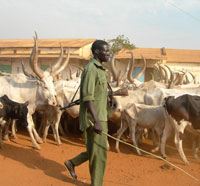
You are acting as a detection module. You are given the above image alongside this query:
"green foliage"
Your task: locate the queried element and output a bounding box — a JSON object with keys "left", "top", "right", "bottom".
{"left": 106, "top": 35, "right": 136, "bottom": 54}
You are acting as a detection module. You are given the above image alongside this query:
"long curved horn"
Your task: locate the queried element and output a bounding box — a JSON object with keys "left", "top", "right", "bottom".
{"left": 166, "top": 66, "right": 176, "bottom": 89}
{"left": 67, "top": 64, "right": 72, "bottom": 79}
{"left": 158, "top": 64, "right": 165, "bottom": 83}
{"left": 167, "top": 71, "right": 175, "bottom": 89}
{"left": 164, "top": 65, "right": 173, "bottom": 83}
{"left": 179, "top": 71, "right": 186, "bottom": 85}
{"left": 134, "top": 55, "right": 146, "bottom": 80}
{"left": 21, "top": 59, "right": 35, "bottom": 78}
{"left": 29, "top": 40, "right": 35, "bottom": 70}
{"left": 110, "top": 53, "right": 118, "bottom": 81}
{"left": 153, "top": 65, "right": 161, "bottom": 82}
{"left": 117, "top": 70, "right": 122, "bottom": 87}
{"left": 150, "top": 72, "right": 154, "bottom": 80}
{"left": 76, "top": 69, "right": 80, "bottom": 78}
{"left": 160, "top": 64, "right": 168, "bottom": 84}
{"left": 31, "top": 32, "right": 44, "bottom": 79}
{"left": 51, "top": 48, "right": 70, "bottom": 77}
{"left": 188, "top": 72, "right": 196, "bottom": 83}
{"left": 173, "top": 72, "right": 180, "bottom": 85}
{"left": 127, "top": 52, "right": 135, "bottom": 83}
{"left": 47, "top": 42, "right": 64, "bottom": 73}
{"left": 184, "top": 72, "right": 190, "bottom": 84}
{"left": 175, "top": 71, "right": 184, "bottom": 85}
{"left": 121, "top": 61, "right": 129, "bottom": 82}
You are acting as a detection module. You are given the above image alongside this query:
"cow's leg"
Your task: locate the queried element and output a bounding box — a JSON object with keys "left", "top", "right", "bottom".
{"left": 160, "top": 120, "right": 172, "bottom": 159}
{"left": 151, "top": 122, "right": 166, "bottom": 154}
{"left": 41, "top": 110, "right": 53, "bottom": 143}
{"left": 151, "top": 128, "right": 158, "bottom": 147}
{"left": 60, "top": 114, "right": 69, "bottom": 136}
{"left": 0, "top": 125, "right": 3, "bottom": 152}
{"left": 51, "top": 111, "right": 62, "bottom": 145}
{"left": 38, "top": 113, "right": 46, "bottom": 136}
{"left": 174, "top": 131, "right": 189, "bottom": 165}
{"left": 151, "top": 131, "right": 160, "bottom": 153}
{"left": 166, "top": 114, "right": 190, "bottom": 165}
{"left": 115, "top": 122, "right": 128, "bottom": 153}
{"left": 3, "top": 120, "right": 11, "bottom": 141}
{"left": 43, "top": 120, "right": 50, "bottom": 143}
{"left": 33, "top": 126, "right": 43, "bottom": 144}
{"left": 11, "top": 120, "right": 17, "bottom": 139}
{"left": 129, "top": 121, "right": 142, "bottom": 155}
{"left": 135, "top": 127, "right": 144, "bottom": 146}
{"left": 192, "top": 135, "right": 200, "bottom": 160}
{"left": 174, "top": 121, "right": 189, "bottom": 165}
{"left": 30, "top": 114, "right": 43, "bottom": 144}
{"left": 26, "top": 114, "right": 41, "bottom": 149}
{"left": 59, "top": 123, "right": 67, "bottom": 136}
{"left": 196, "top": 135, "right": 200, "bottom": 159}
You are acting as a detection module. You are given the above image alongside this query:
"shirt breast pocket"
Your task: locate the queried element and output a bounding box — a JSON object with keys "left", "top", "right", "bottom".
{"left": 98, "top": 76, "right": 107, "bottom": 89}
{"left": 95, "top": 76, "right": 107, "bottom": 100}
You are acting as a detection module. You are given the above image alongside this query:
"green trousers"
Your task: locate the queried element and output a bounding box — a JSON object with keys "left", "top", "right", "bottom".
{"left": 70, "top": 121, "right": 108, "bottom": 186}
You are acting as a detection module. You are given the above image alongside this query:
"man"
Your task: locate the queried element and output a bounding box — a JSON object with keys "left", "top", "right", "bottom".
{"left": 64, "top": 40, "right": 113, "bottom": 186}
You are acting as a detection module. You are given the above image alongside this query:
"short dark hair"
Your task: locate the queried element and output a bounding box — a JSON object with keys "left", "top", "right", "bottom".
{"left": 91, "top": 40, "right": 108, "bottom": 55}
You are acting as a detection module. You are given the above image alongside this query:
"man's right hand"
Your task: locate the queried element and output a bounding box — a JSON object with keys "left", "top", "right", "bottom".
{"left": 85, "top": 101, "right": 102, "bottom": 135}
{"left": 93, "top": 120, "right": 102, "bottom": 135}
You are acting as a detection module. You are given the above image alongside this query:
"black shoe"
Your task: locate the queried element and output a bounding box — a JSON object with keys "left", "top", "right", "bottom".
{"left": 64, "top": 160, "right": 77, "bottom": 180}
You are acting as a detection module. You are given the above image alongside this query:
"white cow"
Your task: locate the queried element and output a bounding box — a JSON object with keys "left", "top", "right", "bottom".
{"left": 37, "top": 78, "right": 80, "bottom": 144}
{"left": 0, "top": 34, "right": 69, "bottom": 149}
{"left": 115, "top": 103, "right": 172, "bottom": 158}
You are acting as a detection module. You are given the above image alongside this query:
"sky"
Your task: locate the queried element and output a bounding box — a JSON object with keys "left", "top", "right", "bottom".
{"left": 0, "top": 0, "right": 200, "bottom": 49}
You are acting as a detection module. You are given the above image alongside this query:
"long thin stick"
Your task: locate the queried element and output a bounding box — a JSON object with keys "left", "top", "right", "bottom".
{"left": 89, "top": 120, "right": 200, "bottom": 183}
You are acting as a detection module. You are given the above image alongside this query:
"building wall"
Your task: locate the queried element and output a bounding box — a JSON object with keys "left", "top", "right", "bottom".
{"left": 0, "top": 43, "right": 93, "bottom": 75}
{"left": 1, "top": 51, "right": 200, "bottom": 83}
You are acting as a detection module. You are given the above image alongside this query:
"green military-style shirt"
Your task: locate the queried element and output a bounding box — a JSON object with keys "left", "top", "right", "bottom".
{"left": 79, "top": 58, "right": 109, "bottom": 131}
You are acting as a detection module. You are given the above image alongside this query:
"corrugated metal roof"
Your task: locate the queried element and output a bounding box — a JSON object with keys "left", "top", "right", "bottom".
{"left": 0, "top": 39, "right": 96, "bottom": 48}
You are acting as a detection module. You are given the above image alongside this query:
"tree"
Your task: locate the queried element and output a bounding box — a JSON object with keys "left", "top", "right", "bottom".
{"left": 106, "top": 35, "right": 136, "bottom": 54}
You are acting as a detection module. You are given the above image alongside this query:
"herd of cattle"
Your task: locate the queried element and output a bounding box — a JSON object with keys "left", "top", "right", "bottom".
{"left": 0, "top": 33, "right": 200, "bottom": 167}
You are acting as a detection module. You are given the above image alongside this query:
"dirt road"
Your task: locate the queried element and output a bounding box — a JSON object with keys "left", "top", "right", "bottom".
{"left": 0, "top": 129, "right": 199, "bottom": 186}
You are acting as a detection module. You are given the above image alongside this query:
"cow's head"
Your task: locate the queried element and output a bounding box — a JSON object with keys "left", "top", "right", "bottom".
{"left": 163, "top": 96, "right": 175, "bottom": 109}
{"left": 13, "top": 101, "right": 29, "bottom": 127}
{"left": 22, "top": 33, "right": 70, "bottom": 107}
{"left": 36, "top": 72, "right": 57, "bottom": 106}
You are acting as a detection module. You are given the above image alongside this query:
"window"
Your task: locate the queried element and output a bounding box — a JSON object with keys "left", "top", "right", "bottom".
{"left": 132, "top": 67, "right": 144, "bottom": 82}
{"left": 40, "top": 65, "right": 49, "bottom": 71}
{"left": 0, "top": 65, "right": 11, "bottom": 73}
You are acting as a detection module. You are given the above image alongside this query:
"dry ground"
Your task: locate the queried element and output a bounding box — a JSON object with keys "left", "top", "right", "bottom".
{"left": 0, "top": 128, "right": 200, "bottom": 186}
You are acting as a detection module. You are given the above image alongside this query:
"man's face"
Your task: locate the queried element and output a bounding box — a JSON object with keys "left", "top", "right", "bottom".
{"left": 98, "top": 44, "right": 110, "bottom": 63}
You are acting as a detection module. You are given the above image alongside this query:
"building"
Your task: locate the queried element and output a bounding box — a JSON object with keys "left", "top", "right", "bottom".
{"left": 0, "top": 38, "right": 200, "bottom": 82}
{"left": 114, "top": 48, "right": 200, "bottom": 82}
{"left": 0, "top": 38, "right": 95, "bottom": 79}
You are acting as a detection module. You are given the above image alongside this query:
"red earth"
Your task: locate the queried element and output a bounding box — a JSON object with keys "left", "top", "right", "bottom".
{"left": 0, "top": 128, "right": 200, "bottom": 186}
